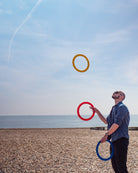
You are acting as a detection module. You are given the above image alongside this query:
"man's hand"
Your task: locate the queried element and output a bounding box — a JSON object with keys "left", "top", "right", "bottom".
{"left": 89, "top": 106, "right": 99, "bottom": 113}
{"left": 89, "top": 106, "right": 108, "bottom": 124}
{"left": 101, "top": 134, "right": 108, "bottom": 143}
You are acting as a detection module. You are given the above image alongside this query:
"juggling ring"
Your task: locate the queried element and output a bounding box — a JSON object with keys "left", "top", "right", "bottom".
{"left": 77, "top": 102, "right": 95, "bottom": 121}
{"left": 96, "top": 139, "right": 114, "bottom": 161}
{"left": 72, "top": 54, "right": 90, "bottom": 72}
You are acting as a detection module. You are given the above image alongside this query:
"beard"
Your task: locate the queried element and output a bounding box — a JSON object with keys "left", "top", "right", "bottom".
{"left": 112, "top": 95, "right": 120, "bottom": 99}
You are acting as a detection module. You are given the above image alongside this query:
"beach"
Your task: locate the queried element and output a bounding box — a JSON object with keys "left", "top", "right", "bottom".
{"left": 0, "top": 128, "right": 137, "bottom": 173}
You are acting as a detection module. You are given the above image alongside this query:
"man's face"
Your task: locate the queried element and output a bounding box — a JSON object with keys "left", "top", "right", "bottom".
{"left": 112, "top": 91, "right": 121, "bottom": 100}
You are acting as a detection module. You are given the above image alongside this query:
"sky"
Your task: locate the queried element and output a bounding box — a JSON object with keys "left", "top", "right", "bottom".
{"left": 0, "top": 0, "right": 138, "bottom": 115}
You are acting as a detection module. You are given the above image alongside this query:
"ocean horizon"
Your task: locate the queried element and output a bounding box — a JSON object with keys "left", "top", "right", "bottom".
{"left": 0, "top": 114, "right": 137, "bottom": 129}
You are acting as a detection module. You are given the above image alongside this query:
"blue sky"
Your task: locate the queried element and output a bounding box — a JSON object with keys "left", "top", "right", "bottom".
{"left": 0, "top": 0, "right": 138, "bottom": 115}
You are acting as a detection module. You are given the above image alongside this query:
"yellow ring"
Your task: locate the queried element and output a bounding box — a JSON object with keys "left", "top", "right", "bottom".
{"left": 72, "top": 54, "right": 90, "bottom": 72}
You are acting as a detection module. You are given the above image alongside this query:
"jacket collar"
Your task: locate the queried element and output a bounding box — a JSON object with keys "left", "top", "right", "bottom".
{"left": 115, "top": 101, "right": 123, "bottom": 107}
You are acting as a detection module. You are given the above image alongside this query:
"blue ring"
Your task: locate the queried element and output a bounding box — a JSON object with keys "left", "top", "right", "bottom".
{"left": 96, "top": 139, "right": 114, "bottom": 161}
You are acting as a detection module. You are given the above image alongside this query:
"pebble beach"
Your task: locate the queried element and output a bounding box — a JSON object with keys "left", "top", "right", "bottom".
{"left": 0, "top": 128, "right": 138, "bottom": 173}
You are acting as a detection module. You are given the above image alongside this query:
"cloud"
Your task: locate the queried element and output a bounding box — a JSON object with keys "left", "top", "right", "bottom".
{"left": 94, "top": 29, "right": 129, "bottom": 45}
{"left": 124, "top": 57, "right": 138, "bottom": 85}
{"left": 16, "top": 20, "right": 49, "bottom": 39}
{"left": 133, "top": 0, "right": 138, "bottom": 4}
{"left": 78, "top": 0, "right": 138, "bottom": 14}
{"left": 8, "top": 0, "right": 43, "bottom": 62}
{"left": 20, "top": 30, "right": 48, "bottom": 38}
{"left": 15, "top": 0, "right": 28, "bottom": 10}
{"left": 0, "top": 9, "right": 12, "bottom": 14}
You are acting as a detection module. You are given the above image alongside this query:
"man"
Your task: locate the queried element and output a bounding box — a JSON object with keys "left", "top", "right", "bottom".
{"left": 90, "top": 91, "right": 130, "bottom": 173}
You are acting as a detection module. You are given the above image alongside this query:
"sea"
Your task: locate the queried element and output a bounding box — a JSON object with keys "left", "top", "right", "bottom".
{"left": 0, "top": 114, "right": 137, "bottom": 128}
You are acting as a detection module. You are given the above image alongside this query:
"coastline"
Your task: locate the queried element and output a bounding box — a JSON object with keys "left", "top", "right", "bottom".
{"left": 0, "top": 128, "right": 138, "bottom": 172}
{"left": 0, "top": 126, "right": 138, "bottom": 130}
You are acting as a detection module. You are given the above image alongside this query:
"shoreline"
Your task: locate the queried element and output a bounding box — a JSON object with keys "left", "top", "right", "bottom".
{"left": 0, "top": 126, "right": 138, "bottom": 130}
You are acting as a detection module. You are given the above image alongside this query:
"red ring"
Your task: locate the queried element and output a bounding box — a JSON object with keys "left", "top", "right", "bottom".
{"left": 77, "top": 102, "right": 95, "bottom": 121}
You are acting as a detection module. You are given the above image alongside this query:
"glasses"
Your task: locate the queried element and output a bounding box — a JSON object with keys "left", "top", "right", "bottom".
{"left": 114, "top": 91, "right": 119, "bottom": 94}
{"left": 114, "top": 91, "right": 123, "bottom": 96}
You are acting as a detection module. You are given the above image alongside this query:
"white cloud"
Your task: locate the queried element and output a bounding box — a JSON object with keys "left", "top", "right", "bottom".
{"left": 94, "top": 29, "right": 129, "bottom": 45}
{"left": 17, "top": 20, "right": 49, "bottom": 38}
{"left": 8, "top": 0, "right": 43, "bottom": 62}
{"left": 133, "top": 0, "right": 138, "bottom": 4}
{"left": 0, "top": 9, "right": 12, "bottom": 14}
{"left": 78, "top": 0, "right": 136, "bottom": 14}
{"left": 124, "top": 57, "right": 138, "bottom": 85}
{"left": 15, "top": 0, "right": 28, "bottom": 10}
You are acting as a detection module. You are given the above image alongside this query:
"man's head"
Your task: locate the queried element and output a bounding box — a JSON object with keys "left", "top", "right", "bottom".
{"left": 112, "top": 91, "right": 125, "bottom": 101}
